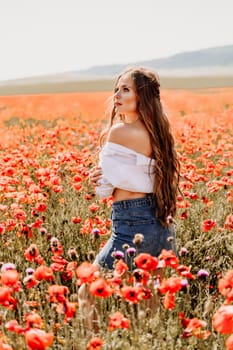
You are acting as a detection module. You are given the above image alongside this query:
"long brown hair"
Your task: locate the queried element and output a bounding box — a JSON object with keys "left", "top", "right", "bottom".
{"left": 102, "top": 66, "right": 180, "bottom": 226}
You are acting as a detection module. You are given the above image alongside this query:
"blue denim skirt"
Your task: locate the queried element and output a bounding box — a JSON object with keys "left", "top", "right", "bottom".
{"left": 94, "top": 194, "right": 176, "bottom": 270}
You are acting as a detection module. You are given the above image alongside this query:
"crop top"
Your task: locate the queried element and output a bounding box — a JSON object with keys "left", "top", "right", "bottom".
{"left": 95, "top": 141, "right": 155, "bottom": 198}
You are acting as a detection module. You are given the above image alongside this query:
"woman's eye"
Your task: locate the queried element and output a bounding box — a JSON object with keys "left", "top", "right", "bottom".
{"left": 114, "top": 87, "right": 129, "bottom": 93}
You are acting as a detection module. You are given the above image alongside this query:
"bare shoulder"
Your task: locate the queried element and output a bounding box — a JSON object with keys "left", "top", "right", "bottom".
{"left": 106, "top": 122, "right": 128, "bottom": 142}
{"left": 106, "top": 121, "right": 152, "bottom": 157}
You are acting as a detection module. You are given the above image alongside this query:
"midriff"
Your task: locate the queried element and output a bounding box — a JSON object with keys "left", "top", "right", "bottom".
{"left": 112, "top": 188, "right": 147, "bottom": 202}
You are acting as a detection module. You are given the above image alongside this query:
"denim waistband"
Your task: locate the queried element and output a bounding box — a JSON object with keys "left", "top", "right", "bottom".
{"left": 112, "top": 194, "right": 156, "bottom": 209}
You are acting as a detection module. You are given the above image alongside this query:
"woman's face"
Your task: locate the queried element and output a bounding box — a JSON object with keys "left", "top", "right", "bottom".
{"left": 114, "top": 73, "right": 138, "bottom": 117}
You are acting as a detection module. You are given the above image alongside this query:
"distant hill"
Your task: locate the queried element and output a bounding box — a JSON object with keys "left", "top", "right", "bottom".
{"left": 0, "top": 44, "right": 232, "bottom": 94}
{"left": 80, "top": 44, "right": 233, "bottom": 77}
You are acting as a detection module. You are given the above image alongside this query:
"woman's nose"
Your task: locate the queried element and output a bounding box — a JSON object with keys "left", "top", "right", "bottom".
{"left": 114, "top": 90, "right": 121, "bottom": 98}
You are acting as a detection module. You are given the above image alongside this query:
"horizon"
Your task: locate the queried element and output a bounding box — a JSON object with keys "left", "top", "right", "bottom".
{"left": 1, "top": 0, "right": 233, "bottom": 81}
{"left": 0, "top": 43, "right": 232, "bottom": 84}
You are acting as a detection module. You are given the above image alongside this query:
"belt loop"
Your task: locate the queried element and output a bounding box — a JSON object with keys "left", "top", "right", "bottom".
{"left": 149, "top": 193, "right": 155, "bottom": 207}
{"left": 147, "top": 193, "right": 151, "bottom": 206}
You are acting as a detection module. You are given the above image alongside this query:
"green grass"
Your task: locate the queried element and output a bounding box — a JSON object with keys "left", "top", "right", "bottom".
{"left": 0, "top": 75, "right": 233, "bottom": 95}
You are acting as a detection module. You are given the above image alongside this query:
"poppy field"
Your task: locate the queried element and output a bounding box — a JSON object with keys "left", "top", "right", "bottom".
{"left": 0, "top": 88, "right": 232, "bottom": 350}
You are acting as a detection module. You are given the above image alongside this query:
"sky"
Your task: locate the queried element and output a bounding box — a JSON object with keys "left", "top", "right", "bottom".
{"left": 0, "top": 0, "right": 233, "bottom": 81}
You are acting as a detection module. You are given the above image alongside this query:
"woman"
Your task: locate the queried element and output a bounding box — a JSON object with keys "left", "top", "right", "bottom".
{"left": 90, "top": 66, "right": 180, "bottom": 270}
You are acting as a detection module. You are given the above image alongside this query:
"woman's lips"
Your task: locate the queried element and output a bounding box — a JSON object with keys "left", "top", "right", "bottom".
{"left": 114, "top": 102, "right": 122, "bottom": 107}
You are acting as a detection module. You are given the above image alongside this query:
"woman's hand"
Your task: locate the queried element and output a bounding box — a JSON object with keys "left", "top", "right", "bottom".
{"left": 89, "top": 166, "right": 102, "bottom": 187}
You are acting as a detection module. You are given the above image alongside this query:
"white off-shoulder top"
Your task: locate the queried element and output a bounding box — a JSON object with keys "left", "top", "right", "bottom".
{"left": 96, "top": 142, "right": 155, "bottom": 198}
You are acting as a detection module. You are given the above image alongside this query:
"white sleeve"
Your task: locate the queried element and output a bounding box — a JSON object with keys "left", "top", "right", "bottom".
{"left": 102, "top": 156, "right": 154, "bottom": 193}
{"left": 95, "top": 142, "right": 155, "bottom": 197}
{"left": 95, "top": 176, "right": 114, "bottom": 198}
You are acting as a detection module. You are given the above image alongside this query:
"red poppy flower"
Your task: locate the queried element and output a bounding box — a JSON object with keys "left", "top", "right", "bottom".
{"left": 76, "top": 262, "right": 98, "bottom": 285}
{"left": 88, "top": 203, "right": 100, "bottom": 212}
{"left": 14, "top": 209, "right": 26, "bottom": 221}
{"left": 5, "top": 219, "right": 16, "bottom": 231}
{"left": 34, "top": 203, "right": 47, "bottom": 212}
{"left": 25, "top": 328, "right": 54, "bottom": 350}
{"left": 24, "top": 244, "right": 44, "bottom": 264}
{"left": 73, "top": 183, "right": 82, "bottom": 191}
{"left": 163, "top": 292, "right": 175, "bottom": 310}
{"left": 62, "top": 261, "right": 77, "bottom": 280}
{"left": 52, "top": 185, "right": 62, "bottom": 193}
{"left": 133, "top": 268, "right": 150, "bottom": 285}
{"left": 176, "top": 265, "right": 196, "bottom": 279}
{"left": 212, "top": 305, "right": 233, "bottom": 334}
{"left": 202, "top": 219, "right": 216, "bottom": 232}
{"left": 87, "top": 336, "right": 104, "bottom": 350}
{"left": 73, "top": 175, "right": 82, "bottom": 182}
{"left": 179, "top": 312, "right": 190, "bottom": 328}
{"left": 28, "top": 184, "right": 41, "bottom": 194}
{"left": 50, "top": 255, "right": 68, "bottom": 272}
{"left": 108, "top": 311, "right": 130, "bottom": 331}
{"left": 34, "top": 265, "right": 54, "bottom": 282}
{"left": 183, "top": 317, "right": 210, "bottom": 339}
{"left": 114, "top": 259, "right": 128, "bottom": 277}
{"left": 0, "top": 286, "right": 17, "bottom": 309}
{"left": 177, "top": 200, "right": 191, "bottom": 209}
{"left": 134, "top": 253, "right": 158, "bottom": 271}
{"left": 50, "top": 237, "right": 63, "bottom": 256}
{"left": 23, "top": 275, "right": 39, "bottom": 289}
{"left": 0, "top": 204, "right": 7, "bottom": 211}
{"left": 71, "top": 216, "right": 82, "bottom": 224}
{"left": 189, "top": 192, "right": 198, "bottom": 200}
{"left": 226, "top": 190, "right": 232, "bottom": 203}
{"left": 141, "top": 287, "right": 152, "bottom": 300}
{"left": 17, "top": 224, "right": 33, "bottom": 238}
{"left": 30, "top": 219, "right": 44, "bottom": 229}
{"left": 121, "top": 285, "right": 142, "bottom": 303}
{"left": 85, "top": 194, "right": 93, "bottom": 200}
{"left": 89, "top": 278, "right": 113, "bottom": 298}
{"left": 5, "top": 319, "right": 24, "bottom": 334}
{"left": 158, "top": 276, "right": 183, "bottom": 294}
{"left": 0, "top": 224, "right": 6, "bottom": 234}
{"left": 1, "top": 269, "right": 19, "bottom": 287}
{"left": 218, "top": 270, "right": 233, "bottom": 303}
{"left": 56, "top": 301, "right": 78, "bottom": 322}
{"left": 25, "top": 312, "right": 43, "bottom": 329}
{"left": 48, "top": 285, "right": 69, "bottom": 303}
{"left": 106, "top": 276, "right": 122, "bottom": 289}
{"left": 180, "top": 211, "right": 188, "bottom": 220}
{"left": 80, "top": 218, "right": 94, "bottom": 234}
{"left": 224, "top": 214, "right": 233, "bottom": 231}
{"left": 50, "top": 176, "right": 60, "bottom": 186}
{"left": 159, "top": 249, "right": 179, "bottom": 269}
